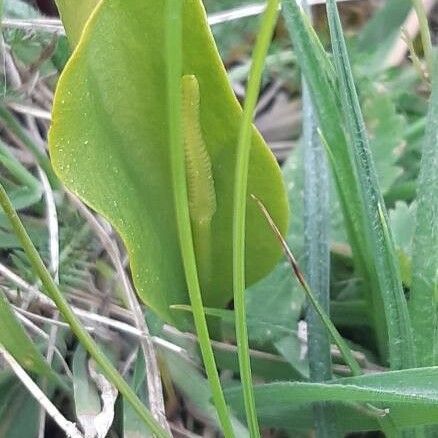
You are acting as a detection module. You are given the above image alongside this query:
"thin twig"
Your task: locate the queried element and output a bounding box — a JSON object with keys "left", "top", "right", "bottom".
{"left": 66, "top": 192, "right": 170, "bottom": 433}
{"left": 0, "top": 344, "right": 84, "bottom": 438}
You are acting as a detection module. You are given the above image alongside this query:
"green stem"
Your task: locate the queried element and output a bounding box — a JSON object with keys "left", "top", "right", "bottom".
{"left": 165, "top": 1, "right": 235, "bottom": 437}
{"left": 232, "top": 1, "right": 279, "bottom": 436}
{"left": 0, "top": 183, "right": 170, "bottom": 438}
{"left": 411, "top": 0, "right": 433, "bottom": 75}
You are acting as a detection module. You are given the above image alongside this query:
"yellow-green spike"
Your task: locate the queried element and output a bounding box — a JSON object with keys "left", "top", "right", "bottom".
{"left": 181, "top": 75, "right": 216, "bottom": 290}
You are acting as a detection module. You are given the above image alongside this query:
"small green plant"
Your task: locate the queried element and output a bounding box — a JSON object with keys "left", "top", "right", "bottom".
{"left": 0, "top": 0, "right": 436, "bottom": 437}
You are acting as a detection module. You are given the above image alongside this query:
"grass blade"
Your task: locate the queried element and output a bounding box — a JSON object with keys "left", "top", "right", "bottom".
{"left": 0, "top": 291, "right": 62, "bottom": 385}
{"left": 324, "top": 0, "right": 416, "bottom": 370}
{"left": 0, "top": 183, "right": 171, "bottom": 438}
{"left": 165, "top": 1, "right": 234, "bottom": 436}
{"left": 303, "top": 76, "right": 338, "bottom": 438}
{"left": 233, "top": 1, "right": 280, "bottom": 435}
{"left": 300, "top": 3, "right": 337, "bottom": 435}
{"left": 409, "top": 52, "right": 438, "bottom": 367}
{"left": 252, "top": 195, "right": 362, "bottom": 377}
{"left": 281, "top": 0, "right": 389, "bottom": 358}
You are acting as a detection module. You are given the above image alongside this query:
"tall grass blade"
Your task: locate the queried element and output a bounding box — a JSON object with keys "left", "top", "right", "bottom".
{"left": 300, "top": 2, "right": 337, "bottom": 435}
{"left": 233, "top": 1, "right": 280, "bottom": 435}
{"left": 282, "top": 0, "right": 416, "bottom": 370}
{"left": 324, "top": 0, "right": 416, "bottom": 371}
{"left": 303, "top": 83, "right": 338, "bottom": 438}
{"left": 281, "top": 0, "right": 389, "bottom": 358}
{"left": 409, "top": 52, "right": 438, "bottom": 367}
{"left": 165, "top": 1, "right": 234, "bottom": 436}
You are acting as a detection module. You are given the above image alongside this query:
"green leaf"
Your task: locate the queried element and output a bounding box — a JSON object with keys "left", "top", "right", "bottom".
{"left": 362, "top": 83, "right": 404, "bottom": 193}
{"left": 282, "top": 0, "right": 389, "bottom": 355}
{"left": 123, "top": 354, "right": 152, "bottom": 438}
{"left": 0, "top": 380, "right": 40, "bottom": 438}
{"left": 355, "top": 0, "right": 411, "bottom": 73}
{"left": 54, "top": 0, "right": 99, "bottom": 47}
{"left": 409, "top": 54, "right": 438, "bottom": 367}
{"left": 72, "top": 346, "right": 102, "bottom": 437}
{"left": 0, "top": 292, "right": 61, "bottom": 382}
{"left": 282, "top": 0, "right": 415, "bottom": 369}
{"left": 163, "top": 349, "right": 249, "bottom": 437}
{"left": 0, "top": 141, "right": 42, "bottom": 211}
{"left": 49, "top": 0, "right": 288, "bottom": 324}
{"left": 225, "top": 367, "right": 438, "bottom": 433}
{"left": 389, "top": 201, "right": 416, "bottom": 287}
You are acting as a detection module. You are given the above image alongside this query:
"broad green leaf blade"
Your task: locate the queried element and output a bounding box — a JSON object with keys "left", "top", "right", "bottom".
{"left": 54, "top": 0, "right": 99, "bottom": 47}
{"left": 409, "top": 54, "right": 438, "bottom": 367}
{"left": 0, "top": 292, "right": 61, "bottom": 381}
{"left": 324, "top": 0, "right": 415, "bottom": 370}
{"left": 225, "top": 367, "right": 438, "bottom": 433}
{"left": 49, "top": 0, "right": 288, "bottom": 324}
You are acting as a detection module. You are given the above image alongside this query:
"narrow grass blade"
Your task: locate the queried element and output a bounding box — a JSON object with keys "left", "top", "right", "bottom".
{"left": 281, "top": 0, "right": 390, "bottom": 359}
{"left": 0, "top": 291, "right": 62, "bottom": 384}
{"left": 300, "top": 3, "right": 337, "bottom": 435}
{"left": 409, "top": 52, "right": 438, "bottom": 367}
{"left": 325, "top": 0, "right": 416, "bottom": 371}
{"left": 165, "top": 1, "right": 234, "bottom": 436}
{"left": 0, "top": 183, "right": 171, "bottom": 438}
{"left": 303, "top": 80, "right": 338, "bottom": 438}
{"left": 233, "top": 1, "right": 279, "bottom": 435}
{"left": 252, "top": 195, "right": 362, "bottom": 377}
{"left": 0, "top": 106, "right": 58, "bottom": 187}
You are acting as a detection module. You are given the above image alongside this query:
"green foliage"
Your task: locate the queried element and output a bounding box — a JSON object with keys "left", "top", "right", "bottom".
{"left": 0, "top": 292, "right": 61, "bottom": 381}
{"left": 54, "top": 0, "right": 99, "bottom": 47}
{"left": 50, "top": 0, "right": 288, "bottom": 326}
{"left": 409, "top": 54, "right": 438, "bottom": 367}
{"left": 0, "top": 0, "right": 436, "bottom": 436}
{"left": 225, "top": 367, "right": 438, "bottom": 434}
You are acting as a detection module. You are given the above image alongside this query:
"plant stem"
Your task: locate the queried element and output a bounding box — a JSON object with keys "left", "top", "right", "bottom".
{"left": 232, "top": 1, "right": 279, "bottom": 436}
{"left": 411, "top": 0, "right": 433, "bottom": 75}
{"left": 165, "top": 1, "right": 235, "bottom": 437}
{"left": 0, "top": 183, "right": 170, "bottom": 438}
